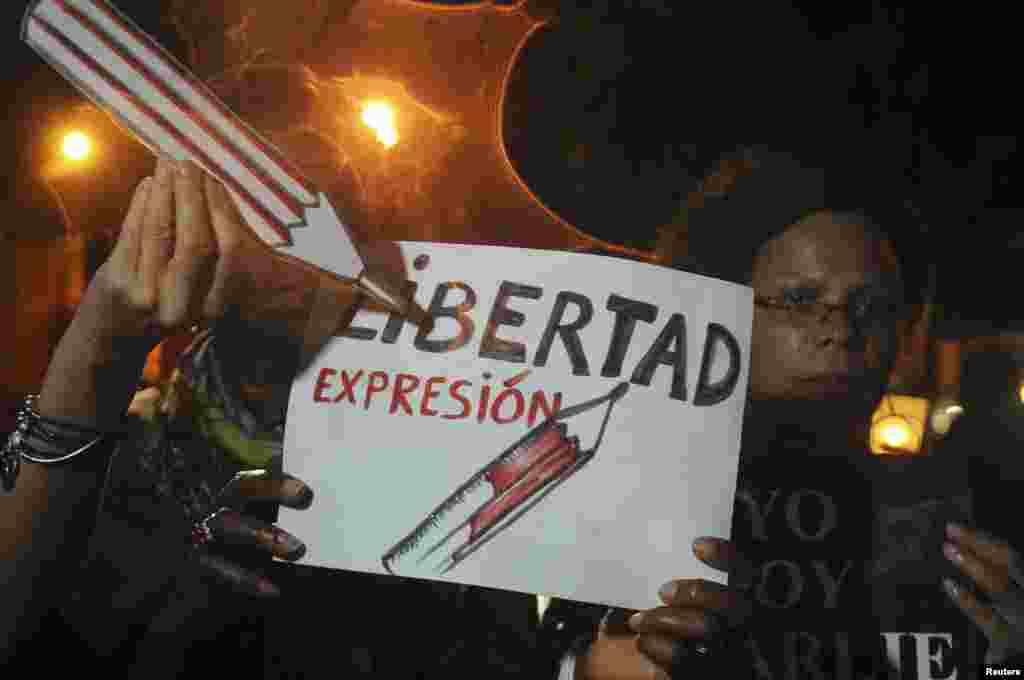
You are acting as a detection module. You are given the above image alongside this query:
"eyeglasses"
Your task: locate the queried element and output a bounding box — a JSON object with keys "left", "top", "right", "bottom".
{"left": 754, "top": 289, "right": 907, "bottom": 329}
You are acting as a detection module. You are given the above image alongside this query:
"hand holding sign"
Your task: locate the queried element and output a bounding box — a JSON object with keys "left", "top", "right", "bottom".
{"left": 625, "top": 537, "right": 754, "bottom": 679}
{"left": 567, "top": 538, "right": 753, "bottom": 680}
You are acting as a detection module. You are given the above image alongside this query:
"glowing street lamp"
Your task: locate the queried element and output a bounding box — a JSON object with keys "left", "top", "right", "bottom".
{"left": 44, "top": 126, "right": 100, "bottom": 181}
{"left": 361, "top": 100, "right": 399, "bottom": 148}
{"left": 61, "top": 130, "right": 92, "bottom": 162}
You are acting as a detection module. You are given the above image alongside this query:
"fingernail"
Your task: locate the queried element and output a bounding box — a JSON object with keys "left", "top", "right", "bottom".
{"left": 659, "top": 581, "right": 677, "bottom": 602}
{"left": 942, "top": 577, "right": 960, "bottom": 599}
{"left": 628, "top": 612, "right": 644, "bottom": 630}
{"left": 946, "top": 522, "right": 965, "bottom": 541}
{"left": 296, "top": 488, "right": 314, "bottom": 510}
{"left": 255, "top": 578, "right": 281, "bottom": 597}
{"left": 943, "top": 542, "right": 963, "bottom": 564}
{"left": 693, "top": 537, "right": 713, "bottom": 561}
{"left": 278, "top": 530, "right": 305, "bottom": 553}
{"left": 282, "top": 478, "right": 314, "bottom": 509}
{"left": 177, "top": 159, "right": 192, "bottom": 176}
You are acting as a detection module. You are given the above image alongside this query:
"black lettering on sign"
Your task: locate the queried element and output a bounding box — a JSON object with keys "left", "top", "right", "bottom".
{"left": 694, "top": 323, "right": 741, "bottom": 406}
{"left": 341, "top": 294, "right": 378, "bottom": 340}
{"left": 414, "top": 282, "right": 477, "bottom": 353}
{"left": 380, "top": 281, "right": 420, "bottom": 344}
{"left": 631, "top": 313, "right": 687, "bottom": 401}
{"left": 479, "top": 281, "right": 543, "bottom": 363}
{"left": 533, "top": 292, "right": 593, "bottom": 376}
{"left": 600, "top": 294, "right": 658, "bottom": 378}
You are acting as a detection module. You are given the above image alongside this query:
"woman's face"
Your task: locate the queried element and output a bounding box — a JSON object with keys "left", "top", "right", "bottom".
{"left": 748, "top": 210, "right": 906, "bottom": 422}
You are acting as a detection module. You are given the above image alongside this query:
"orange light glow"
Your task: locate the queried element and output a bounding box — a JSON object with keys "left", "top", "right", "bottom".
{"left": 361, "top": 101, "right": 399, "bottom": 147}
{"left": 878, "top": 418, "right": 912, "bottom": 449}
{"left": 210, "top": 0, "right": 648, "bottom": 253}
{"left": 870, "top": 395, "right": 929, "bottom": 455}
{"left": 61, "top": 131, "right": 92, "bottom": 161}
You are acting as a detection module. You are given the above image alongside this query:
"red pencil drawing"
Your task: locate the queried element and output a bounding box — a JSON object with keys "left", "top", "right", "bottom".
{"left": 382, "top": 381, "right": 629, "bottom": 575}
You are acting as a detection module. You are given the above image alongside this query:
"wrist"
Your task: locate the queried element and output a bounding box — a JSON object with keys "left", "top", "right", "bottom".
{"left": 35, "top": 278, "right": 157, "bottom": 429}
{"left": 74, "top": 269, "right": 160, "bottom": 355}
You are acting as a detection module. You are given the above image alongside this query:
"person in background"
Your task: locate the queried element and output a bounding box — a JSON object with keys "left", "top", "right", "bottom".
{"left": 566, "top": 146, "right": 1024, "bottom": 679}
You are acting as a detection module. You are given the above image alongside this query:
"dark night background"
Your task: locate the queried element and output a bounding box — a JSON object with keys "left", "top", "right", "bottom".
{"left": 2, "top": 5, "right": 1021, "bottom": 672}
{"left": 4, "top": 0, "right": 1021, "bottom": 335}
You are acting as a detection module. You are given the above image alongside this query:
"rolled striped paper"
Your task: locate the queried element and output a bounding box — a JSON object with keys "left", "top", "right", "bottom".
{"left": 22, "top": 0, "right": 410, "bottom": 314}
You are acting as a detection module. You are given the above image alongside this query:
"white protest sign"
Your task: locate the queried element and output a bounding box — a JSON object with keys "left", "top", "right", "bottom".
{"left": 283, "top": 243, "right": 752, "bottom": 610}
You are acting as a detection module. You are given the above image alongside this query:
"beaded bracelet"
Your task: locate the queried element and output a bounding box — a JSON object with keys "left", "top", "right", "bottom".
{"left": 1, "top": 394, "right": 111, "bottom": 492}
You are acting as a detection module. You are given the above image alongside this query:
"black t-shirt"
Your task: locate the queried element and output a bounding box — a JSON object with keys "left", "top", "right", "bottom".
{"left": 728, "top": 428, "right": 990, "bottom": 680}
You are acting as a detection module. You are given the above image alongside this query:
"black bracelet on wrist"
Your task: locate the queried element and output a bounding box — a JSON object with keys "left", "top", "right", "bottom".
{"left": 0, "top": 394, "right": 116, "bottom": 492}
{"left": 21, "top": 394, "right": 109, "bottom": 435}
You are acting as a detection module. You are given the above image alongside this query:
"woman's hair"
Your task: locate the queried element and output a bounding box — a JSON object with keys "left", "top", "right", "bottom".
{"left": 683, "top": 145, "right": 927, "bottom": 307}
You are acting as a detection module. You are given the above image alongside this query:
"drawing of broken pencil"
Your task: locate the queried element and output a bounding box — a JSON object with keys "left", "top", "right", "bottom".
{"left": 382, "top": 381, "right": 629, "bottom": 577}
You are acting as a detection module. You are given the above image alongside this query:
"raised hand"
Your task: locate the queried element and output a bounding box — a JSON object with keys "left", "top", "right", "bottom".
{"left": 92, "top": 157, "right": 319, "bottom": 345}
{"left": 944, "top": 523, "right": 1024, "bottom": 664}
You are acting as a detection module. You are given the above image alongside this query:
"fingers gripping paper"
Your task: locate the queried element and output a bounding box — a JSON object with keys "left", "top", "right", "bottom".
{"left": 22, "top": 0, "right": 364, "bottom": 282}
{"left": 283, "top": 243, "right": 753, "bottom": 610}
